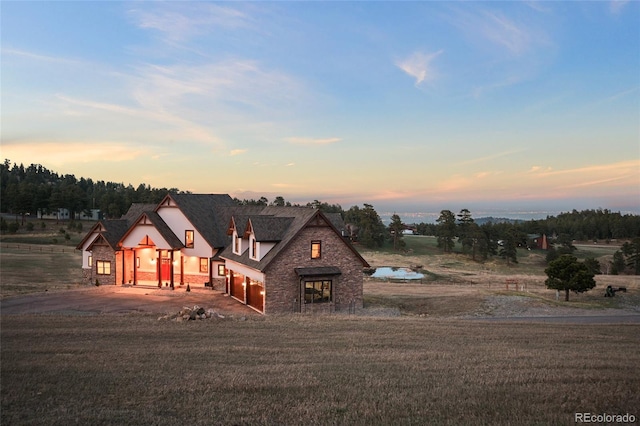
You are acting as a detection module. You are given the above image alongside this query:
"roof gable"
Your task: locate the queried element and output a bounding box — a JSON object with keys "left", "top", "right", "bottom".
{"left": 160, "top": 193, "right": 237, "bottom": 248}
{"left": 220, "top": 206, "right": 369, "bottom": 270}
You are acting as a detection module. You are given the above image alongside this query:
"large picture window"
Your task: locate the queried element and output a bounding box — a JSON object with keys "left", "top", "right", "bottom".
{"left": 185, "top": 230, "right": 195, "bottom": 248}
{"left": 311, "top": 241, "right": 321, "bottom": 259}
{"left": 304, "top": 280, "right": 332, "bottom": 304}
{"left": 96, "top": 261, "right": 111, "bottom": 275}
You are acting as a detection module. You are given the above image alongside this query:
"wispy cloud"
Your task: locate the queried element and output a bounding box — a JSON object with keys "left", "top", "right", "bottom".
{"left": 2, "top": 47, "right": 81, "bottom": 65}
{"left": 610, "top": 0, "right": 630, "bottom": 14}
{"left": 0, "top": 140, "right": 147, "bottom": 166}
{"left": 230, "top": 149, "right": 248, "bottom": 156}
{"left": 128, "top": 3, "right": 252, "bottom": 42}
{"left": 284, "top": 137, "right": 341, "bottom": 146}
{"left": 396, "top": 50, "right": 444, "bottom": 86}
{"left": 456, "top": 148, "right": 527, "bottom": 166}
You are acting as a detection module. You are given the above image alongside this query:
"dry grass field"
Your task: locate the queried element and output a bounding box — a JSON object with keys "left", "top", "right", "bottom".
{"left": 1, "top": 234, "right": 639, "bottom": 424}
{"left": 2, "top": 315, "right": 639, "bottom": 425}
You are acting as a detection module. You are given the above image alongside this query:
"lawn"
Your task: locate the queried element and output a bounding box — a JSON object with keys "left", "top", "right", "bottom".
{"left": 1, "top": 315, "right": 639, "bottom": 425}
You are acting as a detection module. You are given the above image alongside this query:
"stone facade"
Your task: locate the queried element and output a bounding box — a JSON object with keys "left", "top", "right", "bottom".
{"left": 263, "top": 224, "right": 364, "bottom": 314}
{"left": 91, "top": 245, "right": 117, "bottom": 285}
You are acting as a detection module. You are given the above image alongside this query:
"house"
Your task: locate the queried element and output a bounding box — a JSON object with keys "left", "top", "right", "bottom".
{"left": 529, "top": 234, "right": 549, "bottom": 250}
{"left": 77, "top": 194, "right": 369, "bottom": 314}
{"left": 220, "top": 206, "right": 369, "bottom": 314}
{"left": 77, "top": 194, "right": 236, "bottom": 288}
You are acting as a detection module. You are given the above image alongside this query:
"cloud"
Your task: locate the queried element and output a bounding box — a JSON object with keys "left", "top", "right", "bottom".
{"left": 610, "top": 0, "right": 630, "bottom": 14}
{"left": 0, "top": 140, "right": 147, "bottom": 166}
{"left": 284, "top": 137, "right": 341, "bottom": 146}
{"left": 396, "top": 50, "right": 444, "bottom": 86}
{"left": 456, "top": 148, "right": 527, "bottom": 166}
{"left": 128, "top": 3, "right": 252, "bottom": 42}
{"left": 230, "top": 149, "right": 248, "bottom": 156}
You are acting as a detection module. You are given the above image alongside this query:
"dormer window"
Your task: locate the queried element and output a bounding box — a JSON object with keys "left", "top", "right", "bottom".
{"left": 250, "top": 237, "right": 258, "bottom": 260}
{"left": 233, "top": 232, "right": 242, "bottom": 255}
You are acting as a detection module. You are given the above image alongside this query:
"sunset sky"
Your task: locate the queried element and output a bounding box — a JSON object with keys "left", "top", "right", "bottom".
{"left": 2, "top": 1, "right": 639, "bottom": 216}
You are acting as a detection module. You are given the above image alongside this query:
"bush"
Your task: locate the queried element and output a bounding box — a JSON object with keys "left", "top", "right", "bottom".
{"left": 0, "top": 217, "right": 7, "bottom": 232}
{"left": 26, "top": 222, "right": 34, "bottom": 231}
{"left": 8, "top": 222, "right": 20, "bottom": 234}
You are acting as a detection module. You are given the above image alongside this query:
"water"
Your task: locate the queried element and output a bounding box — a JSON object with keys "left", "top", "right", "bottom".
{"left": 370, "top": 267, "right": 425, "bottom": 280}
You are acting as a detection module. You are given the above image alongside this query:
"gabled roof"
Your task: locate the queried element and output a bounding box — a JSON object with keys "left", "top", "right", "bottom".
{"left": 138, "top": 212, "right": 183, "bottom": 249}
{"left": 220, "top": 206, "right": 369, "bottom": 270}
{"left": 76, "top": 203, "right": 155, "bottom": 251}
{"left": 160, "top": 193, "right": 237, "bottom": 248}
{"left": 248, "top": 216, "right": 294, "bottom": 241}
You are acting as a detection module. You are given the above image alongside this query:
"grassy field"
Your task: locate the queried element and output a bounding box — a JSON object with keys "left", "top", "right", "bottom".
{"left": 1, "top": 232, "right": 639, "bottom": 424}
{"left": 1, "top": 314, "right": 639, "bottom": 425}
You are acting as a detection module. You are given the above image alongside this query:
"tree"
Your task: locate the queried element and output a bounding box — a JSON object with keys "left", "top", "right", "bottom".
{"left": 388, "top": 213, "right": 405, "bottom": 251}
{"left": 344, "top": 204, "right": 386, "bottom": 249}
{"left": 583, "top": 257, "right": 602, "bottom": 275}
{"left": 621, "top": 238, "right": 640, "bottom": 275}
{"left": 436, "top": 210, "right": 456, "bottom": 253}
{"left": 457, "top": 209, "right": 475, "bottom": 254}
{"left": 545, "top": 255, "right": 596, "bottom": 301}
{"left": 499, "top": 229, "right": 518, "bottom": 265}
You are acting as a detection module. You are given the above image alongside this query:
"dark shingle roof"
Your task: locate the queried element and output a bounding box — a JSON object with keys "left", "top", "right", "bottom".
{"left": 122, "top": 203, "right": 156, "bottom": 222}
{"left": 220, "top": 206, "right": 366, "bottom": 271}
{"left": 248, "top": 216, "right": 293, "bottom": 241}
{"left": 166, "top": 194, "right": 237, "bottom": 248}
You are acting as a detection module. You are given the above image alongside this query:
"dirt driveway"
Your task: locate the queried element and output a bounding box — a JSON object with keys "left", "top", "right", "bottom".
{"left": 0, "top": 285, "right": 259, "bottom": 317}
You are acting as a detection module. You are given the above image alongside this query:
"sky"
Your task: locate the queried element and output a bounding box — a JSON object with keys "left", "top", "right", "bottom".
{"left": 1, "top": 1, "right": 639, "bottom": 218}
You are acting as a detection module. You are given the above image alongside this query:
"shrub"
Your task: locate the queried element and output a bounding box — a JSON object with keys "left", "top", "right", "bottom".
{"left": 8, "top": 222, "right": 20, "bottom": 234}
{"left": 26, "top": 222, "right": 34, "bottom": 231}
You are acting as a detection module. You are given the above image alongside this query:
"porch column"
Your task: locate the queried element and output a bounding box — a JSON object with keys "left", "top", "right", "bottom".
{"left": 120, "top": 248, "right": 127, "bottom": 285}
{"left": 133, "top": 249, "right": 137, "bottom": 285}
{"left": 157, "top": 250, "right": 162, "bottom": 288}
{"left": 170, "top": 250, "right": 175, "bottom": 289}
{"left": 180, "top": 254, "right": 184, "bottom": 286}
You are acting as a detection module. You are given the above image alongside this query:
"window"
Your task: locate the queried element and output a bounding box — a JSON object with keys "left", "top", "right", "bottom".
{"left": 311, "top": 241, "right": 321, "bottom": 259}
{"left": 251, "top": 238, "right": 257, "bottom": 259}
{"left": 88, "top": 255, "right": 93, "bottom": 267}
{"left": 234, "top": 234, "right": 241, "bottom": 254}
{"left": 218, "top": 264, "right": 226, "bottom": 276}
{"left": 96, "top": 261, "right": 111, "bottom": 275}
{"left": 304, "top": 280, "right": 332, "bottom": 304}
{"left": 199, "top": 258, "right": 208, "bottom": 273}
{"left": 185, "top": 230, "right": 194, "bottom": 248}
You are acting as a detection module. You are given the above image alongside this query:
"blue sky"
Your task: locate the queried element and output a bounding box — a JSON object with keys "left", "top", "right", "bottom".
{"left": 2, "top": 1, "right": 639, "bottom": 216}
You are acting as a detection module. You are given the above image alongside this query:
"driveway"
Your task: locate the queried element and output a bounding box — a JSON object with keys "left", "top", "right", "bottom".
{"left": 0, "top": 285, "right": 259, "bottom": 317}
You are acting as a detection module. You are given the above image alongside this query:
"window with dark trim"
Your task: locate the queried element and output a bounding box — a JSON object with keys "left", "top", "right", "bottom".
{"left": 218, "top": 264, "right": 226, "bottom": 276}
{"left": 311, "top": 241, "right": 321, "bottom": 259}
{"left": 96, "top": 261, "right": 111, "bottom": 275}
{"left": 304, "top": 280, "right": 332, "bottom": 303}
{"left": 251, "top": 238, "right": 257, "bottom": 259}
{"left": 199, "top": 258, "right": 208, "bottom": 273}
{"left": 185, "top": 230, "right": 195, "bottom": 248}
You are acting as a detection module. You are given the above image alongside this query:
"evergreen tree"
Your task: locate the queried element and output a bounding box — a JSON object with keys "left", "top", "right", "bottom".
{"left": 545, "top": 255, "right": 596, "bottom": 301}
{"left": 388, "top": 213, "right": 405, "bottom": 251}
{"left": 436, "top": 210, "right": 456, "bottom": 253}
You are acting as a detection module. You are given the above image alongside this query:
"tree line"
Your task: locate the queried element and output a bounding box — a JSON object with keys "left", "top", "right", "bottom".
{"left": 1, "top": 160, "right": 638, "bottom": 274}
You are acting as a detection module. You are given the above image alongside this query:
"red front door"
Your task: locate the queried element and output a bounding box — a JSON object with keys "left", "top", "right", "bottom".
{"left": 161, "top": 257, "right": 171, "bottom": 281}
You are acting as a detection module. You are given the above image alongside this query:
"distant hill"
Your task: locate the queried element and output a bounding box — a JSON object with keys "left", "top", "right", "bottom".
{"left": 475, "top": 217, "right": 523, "bottom": 225}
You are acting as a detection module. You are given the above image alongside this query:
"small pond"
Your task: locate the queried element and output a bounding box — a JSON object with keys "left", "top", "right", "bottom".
{"left": 369, "top": 267, "right": 425, "bottom": 281}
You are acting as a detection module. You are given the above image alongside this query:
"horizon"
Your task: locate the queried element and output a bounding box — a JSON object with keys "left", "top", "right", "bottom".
{"left": 2, "top": 2, "right": 639, "bottom": 215}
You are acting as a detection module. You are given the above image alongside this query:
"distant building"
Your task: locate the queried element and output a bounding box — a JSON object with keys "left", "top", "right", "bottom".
{"left": 529, "top": 234, "right": 549, "bottom": 250}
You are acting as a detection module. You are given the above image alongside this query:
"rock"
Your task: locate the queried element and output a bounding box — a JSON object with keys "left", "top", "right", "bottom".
{"left": 196, "top": 307, "right": 205, "bottom": 316}
{"left": 176, "top": 316, "right": 183, "bottom": 322}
